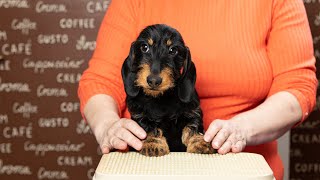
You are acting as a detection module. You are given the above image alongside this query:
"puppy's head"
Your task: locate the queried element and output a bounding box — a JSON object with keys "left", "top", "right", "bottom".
{"left": 122, "top": 24, "right": 196, "bottom": 103}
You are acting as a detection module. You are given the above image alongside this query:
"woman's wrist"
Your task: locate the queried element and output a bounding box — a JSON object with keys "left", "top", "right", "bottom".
{"left": 83, "top": 94, "right": 121, "bottom": 143}
{"left": 230, "top": 114, "right": 259, "bottom": 146}
{"left": 230, "top": 91, "right": 302, "bottom": 146}
{"left": 91, "top": 111, "right": 120, "bottom": 143}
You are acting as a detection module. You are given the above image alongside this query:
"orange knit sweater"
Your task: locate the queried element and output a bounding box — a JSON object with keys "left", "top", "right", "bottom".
{"left": 78, "top": 1, "right": 317, "bottom": 179}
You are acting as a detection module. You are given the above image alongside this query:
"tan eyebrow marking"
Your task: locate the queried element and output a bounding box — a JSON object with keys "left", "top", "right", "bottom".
{"left": 148, "top": 38, "right": 153, "bottom": 45}
{"left": 166, "top": 39, "right": 172, "bottom": 46}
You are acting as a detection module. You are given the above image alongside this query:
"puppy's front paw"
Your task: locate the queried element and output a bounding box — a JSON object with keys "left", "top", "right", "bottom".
{"left": 139, "top": 129, "right": 170, "bottom": 157}
{"left": 186, "top": 135, "right": 216, "bottom": 154}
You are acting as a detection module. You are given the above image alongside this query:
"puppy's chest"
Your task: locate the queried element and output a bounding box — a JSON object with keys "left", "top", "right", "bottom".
{"left": 127, "top": 95, "right": 182, "bottom": 120}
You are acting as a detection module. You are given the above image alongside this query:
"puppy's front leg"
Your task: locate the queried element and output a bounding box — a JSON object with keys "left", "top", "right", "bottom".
{"left": 140, "top": 128, "right": 170, "bottom": 157}
{"left": 182, "top": 125, "right": 216, "bottom": 154}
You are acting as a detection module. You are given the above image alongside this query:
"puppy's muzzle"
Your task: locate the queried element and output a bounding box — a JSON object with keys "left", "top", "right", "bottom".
{"left": 147, "top": 75, "right": 162, "bottom": 89}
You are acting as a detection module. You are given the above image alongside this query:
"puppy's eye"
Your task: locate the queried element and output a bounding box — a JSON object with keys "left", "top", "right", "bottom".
{"left": 140, "top": 43, "right": 149, "bottom": 53}
{"left": 169, "top": 47, "right": 178, "bottom": 56}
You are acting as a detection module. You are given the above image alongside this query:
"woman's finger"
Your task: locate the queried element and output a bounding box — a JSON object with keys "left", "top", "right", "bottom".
{"left": 100, "top": 144, "right": 111, "bottom": 154}
{"left": 116, "top": 128, "right": 143, "bottom": 150}
{"left": 204, "top": 120, "right": 223, "bottom": 142}
{"left": 218, "top": 140, "right": 232, "bottom": 154}
{"left": 109, "top": 136, "right": 128, "bottom": 150}
{"left": 100, "top": 137, "right": 113, "bottom": 154}
{"left": 218, "top": 133, "right": 236, "bottom": 154}
{"left": 232, "top": 140, "right": 246, "bottom": 153}
{"left": 122, "top": 119, "right": 147, "bottom": 139}
{"left": 211, "top": 128, "right": 231, "bottom": 149}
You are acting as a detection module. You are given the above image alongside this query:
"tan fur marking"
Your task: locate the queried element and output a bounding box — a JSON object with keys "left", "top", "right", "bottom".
{"left": 166, "top": 39, "right": 172, "bottom": 46}
{"left": 182, "top": 126, "right": 194, "bottom": 146}
{"left": 136, "top": 64, "right": 150, "bottom": 88}
{"left": 186, "top": 135, "right": 216, "bottom": 154}
{"left": 148, "top": 38, "right": 153, "bottom": 45}
{"left": 136, "top": 64, "right": 174, "bottom": 97}
{"left": 158, "top": 67, "right": 174, "bottom": 91}
{"left": 182, "top": 126, "right": 215, "bottom": 154}
{"left": 143, "top": 89, "right": 163, "bottom": 97}
{"left": 140, "top": 129, "right": 170, "bottom": 157}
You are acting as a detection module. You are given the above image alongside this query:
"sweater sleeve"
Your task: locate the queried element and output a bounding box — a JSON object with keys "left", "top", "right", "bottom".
{"left": 78, "top": 0, "right": 140, "bottom": 117}
{"left": 266, "top": 0, "right": 318, "bottom": 123}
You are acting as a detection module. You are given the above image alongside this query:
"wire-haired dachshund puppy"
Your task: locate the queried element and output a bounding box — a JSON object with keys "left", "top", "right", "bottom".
{"left": 121, "top": 24, "right": 215, "bottom": 156}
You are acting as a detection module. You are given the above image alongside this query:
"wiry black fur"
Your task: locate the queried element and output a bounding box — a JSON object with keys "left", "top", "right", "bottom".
{"left": 121, "top": 24, "right": 204, "bottom": 152}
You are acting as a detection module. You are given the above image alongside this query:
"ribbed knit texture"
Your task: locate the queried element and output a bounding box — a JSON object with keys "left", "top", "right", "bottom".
{"left": 78, "top": 1, "right": 317, "bottom": 179}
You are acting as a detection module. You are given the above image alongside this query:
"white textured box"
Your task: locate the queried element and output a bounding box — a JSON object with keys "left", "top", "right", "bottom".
{"left": 93, "top": 152, "right": 274, "bottom": 180}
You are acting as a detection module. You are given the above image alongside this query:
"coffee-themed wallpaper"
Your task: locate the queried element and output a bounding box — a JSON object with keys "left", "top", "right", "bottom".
{"left": 0, "top": 1, "right": 319, "bottom": 180}
{"left": 0, "top": 0, "right": 108, "bottom": 179}
{"left": 290, "top": 1, "right": 320, "bottom": 180}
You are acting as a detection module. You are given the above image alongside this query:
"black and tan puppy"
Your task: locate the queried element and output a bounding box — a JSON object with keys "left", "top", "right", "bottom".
{"left": 121, "top": 24, "right": 214, "bottom": 156}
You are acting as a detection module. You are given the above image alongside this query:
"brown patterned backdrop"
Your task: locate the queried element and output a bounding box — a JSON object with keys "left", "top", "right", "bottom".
{"left": 290, "top": 1, "right": 320, "bottom": 180}
{"left": 0, "top": 0, "right": 109, "bottom": 179}
{"left": 0, "top": 1, "right": 318, "bottom": 180}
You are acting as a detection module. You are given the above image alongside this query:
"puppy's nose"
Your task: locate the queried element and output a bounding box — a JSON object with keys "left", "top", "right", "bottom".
{"left": 147, "top": 75, "right": 162, "bottom": 88}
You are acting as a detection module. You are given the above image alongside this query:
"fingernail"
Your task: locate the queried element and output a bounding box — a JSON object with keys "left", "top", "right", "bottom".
{"left": 136, "top": 142, "right": 142, "bottom": 150}
{"left": 141, "top": 132, "right": 147, "bottom": 139}
{"left": 102, "top": 148, "right": 109, "bottom": 154}
{"left": 204, "top": 135, "right": 210, "bottom": 142}
{"left": 214, "top": 141, "right": 219, "bottom": 148}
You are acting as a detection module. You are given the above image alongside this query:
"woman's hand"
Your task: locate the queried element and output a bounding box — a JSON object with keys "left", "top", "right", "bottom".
{"left": 97, "top": 118, "right": 147, "bottom": 154}
{"left": 203, "top": 118, "right": 250, "bottom": 154}
{"left": 83, "top": 94, "right": 147, "bottom": 154}
{"left": 85, "top": 92, "right": 302, "bottom": 155}
{"left": 203, "top": 92, "right": 304, "bottom": 155}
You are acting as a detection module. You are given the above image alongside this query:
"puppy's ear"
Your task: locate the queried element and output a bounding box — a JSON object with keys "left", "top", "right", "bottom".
{"left": 121, "top": 42, "right": 140, "bottom": 97}
{"left": 178, "top": 47, "right": 196, "bottom": 103}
